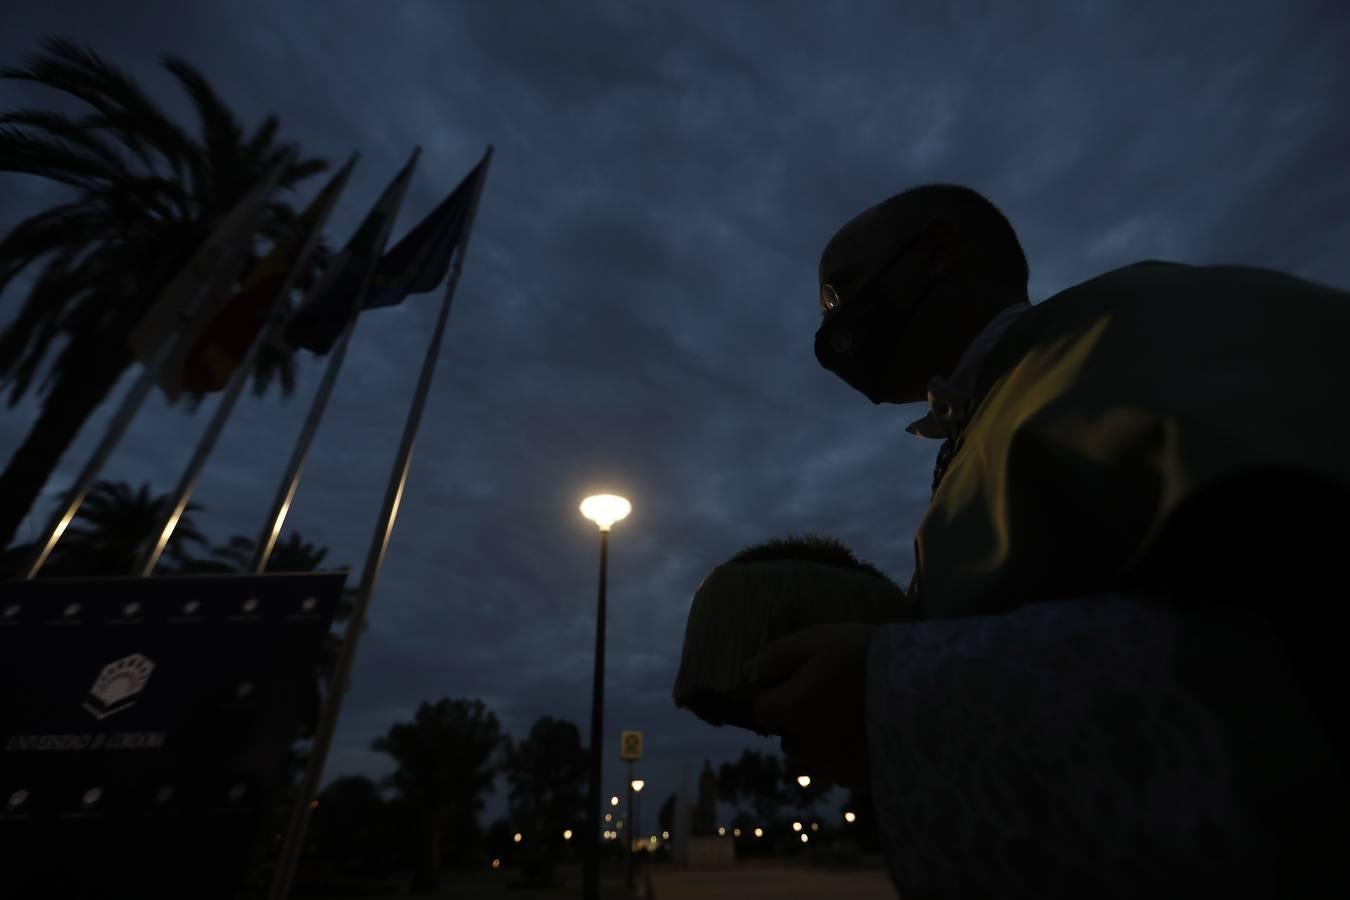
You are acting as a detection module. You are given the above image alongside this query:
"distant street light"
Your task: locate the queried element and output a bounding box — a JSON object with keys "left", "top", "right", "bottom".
{"left": 662, "top": 831, "right": 670, "bottom": 840}
{"left": 792, "top": 821, "right": 803, "bottom": 832}
{"left": 513, "top": 833, "right": 522, "bottom": 843}
{"left": 733, "top": 828, "right": 742, "bottom": 837}
{"left": 581, "top": 494, "right": 631, "bottom": 900}
{"left": 811, "top": 823, "right": 819, "bottom": 832}
{"left": 717, "top": 826, "right": 726, "bottom": 836}
{"left": 800, "top": 834, "right": 809, "bottom": 844}
{"left": 844, "top": 811, "right": 857, "bottom": 823}
{"left": 611, "top": 796, "right": 621, "bottom": 807}
{"left": 564, "top": 829, "right": 573, "bottom": 840}
{"left": 797, "top": 775, "right": 811, "bottom": 788}
{"left": 754, "top": 828, "right": 764, "bottom": 838}
{"left": 627, "top": 775, "right": 645, "bottom": 893}
{"left": 491, "top": 858, "right": 501, "bottom": 870}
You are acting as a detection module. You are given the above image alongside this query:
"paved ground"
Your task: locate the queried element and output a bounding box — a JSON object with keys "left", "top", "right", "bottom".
{"left": 648, "top": 865, "right": 898, "bottom": 900}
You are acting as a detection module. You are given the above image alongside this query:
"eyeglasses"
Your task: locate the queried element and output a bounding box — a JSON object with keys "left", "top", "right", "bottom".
{"left": 820, "top": 230, "right": 925, "bottom": 317}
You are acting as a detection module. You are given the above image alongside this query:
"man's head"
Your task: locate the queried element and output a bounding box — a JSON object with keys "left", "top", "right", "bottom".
{"left": 814, "top": 184, "right": 1030, "bottom": 404}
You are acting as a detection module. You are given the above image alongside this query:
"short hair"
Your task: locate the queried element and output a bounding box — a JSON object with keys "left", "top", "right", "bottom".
{"left": 726, "top": 533, "right": 895, "bottom": 585}
{"left": 878, "top": 184, "right": 1029, "bottom": 296}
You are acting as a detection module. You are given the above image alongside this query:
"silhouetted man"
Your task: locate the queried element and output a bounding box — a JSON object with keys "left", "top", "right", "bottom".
{"left": 743, "top": 185, "right": 1350, "bottom": 898}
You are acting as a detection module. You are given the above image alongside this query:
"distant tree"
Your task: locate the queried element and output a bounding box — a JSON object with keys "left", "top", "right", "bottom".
{"left": 372, "top": 698, "right": 507, "bottom": 894}
{"left": 504, "top": 716, "right": 589, "bottom": 886}
{"left": 310, "top": 776, "right": 387, "bottom": 875}
{"left": 718, "top": 749, "right": 789, "bottom": 827}
{"left": 657, "top": 792, "right": 676, "bottom": 836}
{"left": 0, "top": 37, "right": 330, "bottom": 551}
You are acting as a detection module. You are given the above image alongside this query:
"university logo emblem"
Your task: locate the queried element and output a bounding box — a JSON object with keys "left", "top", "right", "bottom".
{"left": 83, "top": 653, "right": 156, "bottom": 720}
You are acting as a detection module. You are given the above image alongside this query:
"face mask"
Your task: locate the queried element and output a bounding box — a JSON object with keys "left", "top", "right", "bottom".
{"left": 813, "top": 297, "right": 897, "bottom": 403}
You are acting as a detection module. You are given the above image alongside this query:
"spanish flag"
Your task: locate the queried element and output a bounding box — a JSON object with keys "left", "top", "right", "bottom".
{"left": 181, "top": 154, "right": 357, "bottom": 393}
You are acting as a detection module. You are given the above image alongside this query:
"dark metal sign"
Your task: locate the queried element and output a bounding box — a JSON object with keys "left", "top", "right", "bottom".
{"left": 0, "top": 572, "right": 344, "bottom": 898}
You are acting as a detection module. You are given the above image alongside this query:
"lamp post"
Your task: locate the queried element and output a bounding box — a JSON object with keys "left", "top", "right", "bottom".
{"left": 627, "top": 777, "right": 645, "bottom": 891}
{"left": 580, "top": 494, "right": 631, "bottom": 900}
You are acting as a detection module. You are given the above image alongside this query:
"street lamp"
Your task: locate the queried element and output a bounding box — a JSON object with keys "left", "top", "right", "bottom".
{"left": 797, "top": 775, "right": 811, "bottom": 788}
{"left": 580, "top": 494, "right": 631, "bottom": 900}
{"left": 627, "top": 777, "right": 645, "bottom": 893}
{"left": 844, "top": 811, "right": 857, "bottom": 824}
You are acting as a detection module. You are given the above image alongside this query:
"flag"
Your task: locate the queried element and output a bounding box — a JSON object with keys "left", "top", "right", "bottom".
{"left": 179, "top": 154, "right": 358, "bottom": 393}
{"left": 128, "top": 150, "right": 296, "bottom": 398}
{"left": 364, "top": 155, "right": 487, "bottom": 310}
{"left": 284, "top": 150, "right": 421, "bottom": 355}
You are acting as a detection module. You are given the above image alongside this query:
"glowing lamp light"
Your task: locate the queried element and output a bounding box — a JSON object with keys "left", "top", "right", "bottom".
{"left": 580, "top": 495, "right": 631, "bottom": 532}
{"left": 811, "top": 822, "right": 819, "bottom": 832}
{"left": 792, "top": 821, "right": 803, "bottom": 832}
{"left": 563, "top": 829, "right": 573, "bottom": 840}
{"left": 605, "top": 813, "right": 613, "bottom": 823}
{"left": 630, "top": 779, "right": 645, "bottom": 793}
{"left": 844, "top": 811, "right": 857, "bottom": 823}
{"left": 611, "top": 795, "right": 621, "bottom": 807}
{"left": 797, "top": 775, "right": 811, "bottom": 788}
{"left": 800, "top": 833, "right": 809, "bottom": 844}
{"left": 491, "top": 858, "right": 501, "bottom": 870}
{"left": 717, "top": 826, "right": 726, "bottom": 836}
{"left": 662, "top": 831, "right": 670, "bottom": 840}
{"left": 733, "top": 828, "right": 742, "bottom": 837}
{"left": 753, "top": 827, "right": 764, "bottom": 838}
{"left": 512, "top": 832, "right": 522, "bottom": 843}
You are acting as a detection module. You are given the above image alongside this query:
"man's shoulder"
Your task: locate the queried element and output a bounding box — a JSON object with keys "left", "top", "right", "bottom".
{"left": 1047, "top": 258, "right": 1348, "bottom": 307}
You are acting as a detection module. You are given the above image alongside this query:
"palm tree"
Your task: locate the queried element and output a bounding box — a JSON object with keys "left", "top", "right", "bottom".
{"left": 182, "top": 530, "right": 331, "bottom": 574}
{"left": 5, "top": 479, "right": 209, "bottom": 576}
{"left": 0, "top": 37, "right": 330, "bottom": 550}
{"left": 373, "top": 698, "right": 508, "bottom": 893}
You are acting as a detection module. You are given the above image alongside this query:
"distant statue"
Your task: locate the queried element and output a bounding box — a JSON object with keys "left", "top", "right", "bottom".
{"left": 693, "top": 759, "right": 718, "bottom": 836}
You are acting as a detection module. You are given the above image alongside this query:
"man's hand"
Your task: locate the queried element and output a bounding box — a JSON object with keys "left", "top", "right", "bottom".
{"left": 743, "top": 622, "right": 879, "bottom": 789}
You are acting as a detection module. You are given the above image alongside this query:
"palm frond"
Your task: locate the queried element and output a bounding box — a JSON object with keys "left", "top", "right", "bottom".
{"left": 0, "top": 108, "right": 125, "bottom": 168}
{"left": 1, "top": 38, "right": 190, "bottom": 170}
{"left": 245, "top": 114, "right": 280, "bottom": 165}
{"left": 0, "top": 243, "right": 90, "bottom": 400}
{"left": 0, "top": 201, "right": 105, "bottom": 295}
{"left": 161, "top": 56, "right": 244, "bottom": 203}
{"left": 0, "top": 126, "right": 122, "bottom": 187}
{"left": 283, "top": 155, "right": 330, "bottom": 189}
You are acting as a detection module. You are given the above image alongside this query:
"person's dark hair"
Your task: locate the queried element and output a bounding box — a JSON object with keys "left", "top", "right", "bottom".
{"left": 881, "top": 184, "right": 1029, "bottom": 297}
{"left": 727, "top": 533, "right": 895, "bottom": 585}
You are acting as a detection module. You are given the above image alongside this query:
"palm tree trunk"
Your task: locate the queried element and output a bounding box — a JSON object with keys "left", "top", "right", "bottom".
{"left": 0, "top": 352, "right": 130, "bottom": 552}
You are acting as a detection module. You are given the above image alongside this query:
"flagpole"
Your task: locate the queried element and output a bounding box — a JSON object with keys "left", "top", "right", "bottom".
{"left": 136, "top": 155, "right": 358, "bottom": 577}
{"left": 21, "top": 151, "right": 296, "bottom": 579}
{"left": 268, "top": 145, "right": 492, "bottom": 900}
{"left": 250, "top": 148, "right": 422, "bottom": 576}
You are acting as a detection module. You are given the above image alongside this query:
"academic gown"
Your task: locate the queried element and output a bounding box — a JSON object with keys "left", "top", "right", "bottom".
{"left": 866, "top": 261, "right": 1350, "bottom": 898}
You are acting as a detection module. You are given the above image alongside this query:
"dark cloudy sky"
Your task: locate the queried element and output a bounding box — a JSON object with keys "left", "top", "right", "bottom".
{"left": 3, "top": 0, "right": 1348, "bottom": 832}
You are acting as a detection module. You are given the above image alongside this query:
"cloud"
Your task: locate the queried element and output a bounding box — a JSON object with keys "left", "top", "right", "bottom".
{"left": 3, "top": 0, "right": 1348, "bottom": 826}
